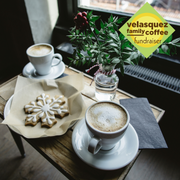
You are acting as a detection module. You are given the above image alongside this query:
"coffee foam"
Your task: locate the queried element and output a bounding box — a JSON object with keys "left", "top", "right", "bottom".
{"left": 87, "top": 102, "right": 127, "bottom": 132}
{"left": 28, "top": 45, "right": 52, "bottom": 56}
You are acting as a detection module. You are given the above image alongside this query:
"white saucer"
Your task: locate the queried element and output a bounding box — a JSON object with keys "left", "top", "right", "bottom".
{"left": 22, "top": 59, "right": 65, "bottom": 79}
{"left": 72, "top": 119, "right": 139, "bottom": 170}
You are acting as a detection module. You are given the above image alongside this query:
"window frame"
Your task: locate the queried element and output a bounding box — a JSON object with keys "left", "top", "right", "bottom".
{"left": 55, "top": 0, "right": 180, "bottom": 78}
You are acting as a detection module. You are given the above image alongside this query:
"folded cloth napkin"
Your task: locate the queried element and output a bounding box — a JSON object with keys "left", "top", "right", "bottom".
{"left": 120, "top": 98, "right": 168, "bottom": 149}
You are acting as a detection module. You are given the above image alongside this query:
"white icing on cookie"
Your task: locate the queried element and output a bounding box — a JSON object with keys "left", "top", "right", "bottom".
{"left": 25, "top": 94, "right": 68, "bottom": 125}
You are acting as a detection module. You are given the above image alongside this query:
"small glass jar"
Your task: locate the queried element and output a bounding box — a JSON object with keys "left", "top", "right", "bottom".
{"left": 95, "top": 64, "right": 119, "bottom": 101}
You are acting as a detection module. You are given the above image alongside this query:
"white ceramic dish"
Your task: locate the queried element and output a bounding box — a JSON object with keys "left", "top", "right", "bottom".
{"left": 22, "top": 59, "right": 65, "bottom": 79}
{"left": 72, "top": 118, "right": 139, "bottom": 170}
{"left": 4, "top": 95, "right": 76, "bottom": 137}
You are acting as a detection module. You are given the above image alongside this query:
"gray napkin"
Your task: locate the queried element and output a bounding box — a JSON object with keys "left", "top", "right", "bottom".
{"left": 120, "top": 98, "right": 168, "bottom": 149}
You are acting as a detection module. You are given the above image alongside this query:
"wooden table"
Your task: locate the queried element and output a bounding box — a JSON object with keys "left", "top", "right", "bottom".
{"left": 0, "top": 66, "right": 165, "bottom": 180}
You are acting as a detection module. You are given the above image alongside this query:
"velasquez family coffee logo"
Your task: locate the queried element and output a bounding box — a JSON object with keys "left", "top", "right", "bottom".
{"left": 120, "top": 2, "right": 175, "bottom": 58}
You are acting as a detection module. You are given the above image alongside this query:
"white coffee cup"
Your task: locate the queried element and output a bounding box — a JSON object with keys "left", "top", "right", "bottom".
{"left": 85, "top": 101, "right": 130, "bottom": 154}
{"left": 26, "top": 43, "right": 62, "bottom": 75}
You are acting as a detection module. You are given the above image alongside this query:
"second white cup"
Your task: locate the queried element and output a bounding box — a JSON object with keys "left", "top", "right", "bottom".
{"left": 26, "top": 43, "right": 62, "bottom": 76}
{"left": 85, "top": 101, "right": 130, "bottom": 155}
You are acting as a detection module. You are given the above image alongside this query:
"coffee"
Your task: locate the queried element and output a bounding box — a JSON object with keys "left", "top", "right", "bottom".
{"left": 87, "top": 102, "right": 127, "bottom": 132}
{"left": 28, "top": 45, "right": 52, "bottom": 56}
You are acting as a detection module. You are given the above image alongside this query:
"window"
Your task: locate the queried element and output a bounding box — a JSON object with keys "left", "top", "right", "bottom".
{"left": 55, "top": 0, "right": 180, "bottom": 79}
{"left": 79, "top": 0, "right": 180, "bottom": 25}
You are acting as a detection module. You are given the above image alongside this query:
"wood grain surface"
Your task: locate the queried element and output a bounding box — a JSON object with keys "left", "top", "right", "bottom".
{"left": 0, "top": 66, "right": 165, "bottom": 180}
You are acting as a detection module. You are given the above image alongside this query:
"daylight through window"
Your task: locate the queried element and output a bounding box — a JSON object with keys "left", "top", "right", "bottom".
{"left": 79, "top": 0, "right": 180, "bottom": 24}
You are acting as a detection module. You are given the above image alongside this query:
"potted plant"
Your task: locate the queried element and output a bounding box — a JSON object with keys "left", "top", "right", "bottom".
{"left": 68, "top": 11, "right": 180, "bottom": 101}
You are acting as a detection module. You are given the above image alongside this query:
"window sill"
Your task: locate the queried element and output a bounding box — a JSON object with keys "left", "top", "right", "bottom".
{"left": 52, "top": 25, "right": 180, "bottom": 79}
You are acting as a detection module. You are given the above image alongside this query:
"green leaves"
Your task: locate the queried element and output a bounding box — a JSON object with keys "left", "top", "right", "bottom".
{"left": 87, "top": 11, "right": 93, "bottom": 19}
{"left": 171, "top": 37, "right": 180, "bottom": 44}
{"left": 109, "top": 33, "right": 118, "bottom": 41}
{"left": 161, "top": 44, "right": 169, "bottom": 53}
{"left": 108, "top": 14, "right": 113, "bottom": 23}
{"left": 91, "top": 16, "right": 100, "bottom": 22}
{"left": 87, "top": 11, "right": 100, "bottom": 23}
{"left": 112, "top": 58, "right": 120, "bottom": 64}
{"left": 168, "top": 37, "right": 180, "bottom": 47}
{"left": 117, "top": 17, "right": 126, "bottom": 24}
{"left": 95, "top": 28, "right": 100, "bottom": 35}
{"left": 159, "top": 36, "right": 180, "bottom": 55}
{"left": 100, "top": 20, "right": 105, "bottom": 28}
{"left": 67, "top": 11, "right": 180, "bottom": 75}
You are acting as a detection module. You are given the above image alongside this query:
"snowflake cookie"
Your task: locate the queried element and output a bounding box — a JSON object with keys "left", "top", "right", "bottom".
{"left": 24, "top": 93, "right": 69, "bottom": 128}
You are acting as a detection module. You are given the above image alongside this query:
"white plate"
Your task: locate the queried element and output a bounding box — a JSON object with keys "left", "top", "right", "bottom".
{"left": 22, "top": 59, "right": 65, "bottom": 79}
{"left": 4, "top": 95, "right": 77, "bottom": 137}
{"left": 72, "top": 119, "right": 139, "bottom": 170}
